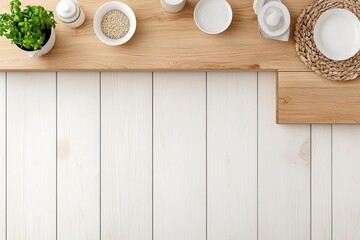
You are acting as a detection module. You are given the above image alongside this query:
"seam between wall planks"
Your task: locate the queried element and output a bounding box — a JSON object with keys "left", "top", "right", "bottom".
{"left": 5, "top": 72, "right": 7, "bottom": 240}
{"left": 152, "top": 72, "right": 154, "bottom": 240}
{"left": 56, "top": 72, "right": 58, "bottom": 240}
{"left": 205, "top": 72, "right": 208, "bottom": 240}
{"left": 99, "top": 72, "right": 102, "bottom": 240}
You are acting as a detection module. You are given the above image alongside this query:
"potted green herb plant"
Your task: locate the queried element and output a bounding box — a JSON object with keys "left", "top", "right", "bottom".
{"left": 0, "top": 0, "right": 56, "bottom": 57}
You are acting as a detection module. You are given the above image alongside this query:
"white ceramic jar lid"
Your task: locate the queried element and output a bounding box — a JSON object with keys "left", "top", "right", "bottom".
{"left": 56, "top": 0, "right": 79, "bottom": 22}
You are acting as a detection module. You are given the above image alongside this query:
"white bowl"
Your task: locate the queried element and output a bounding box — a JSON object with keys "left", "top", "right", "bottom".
{"left": 194, "top": 0, "right": 232, "bottom": 35}
{"left": 94, "top": 1, "right": 136, "bottom": 45}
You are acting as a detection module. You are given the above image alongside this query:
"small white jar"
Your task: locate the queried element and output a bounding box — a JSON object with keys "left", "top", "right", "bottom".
{"left": 160, "top": 0, "right": 186, "bottom": 13}
{"left": 56, "top": 0, "right": 86, "bottom": 28}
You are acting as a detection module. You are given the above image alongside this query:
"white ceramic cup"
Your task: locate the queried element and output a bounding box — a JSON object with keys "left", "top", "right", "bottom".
{"left": 160, "top": 0, "right": 186, "bottom": 13}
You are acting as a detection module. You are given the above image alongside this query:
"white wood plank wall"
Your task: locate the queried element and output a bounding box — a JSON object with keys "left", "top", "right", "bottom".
{"left": 7, "top": 73, "right": 56, "bottom": 240}
{"left": 0, "top": 71, "right": 359, "bottom": 240}
{"left": 153, "top": 72, "right": 206, "bottom": 240}
{"left": 207, "top": 72, "right": 257, "bottom": 240}
{"left": 57, "top": 72, "right": 100, "bottom": 240}
{"left": 258, "top": 72, "right": 311, "bottom": 240}
{"left": 333, "top": 126, "right": 360, "bottom": 240}
{"left": 312, "top": 125, "right": 332, "bottom": 240}
{"left": 101, "top": 73, "right": 152, "bottom": 240}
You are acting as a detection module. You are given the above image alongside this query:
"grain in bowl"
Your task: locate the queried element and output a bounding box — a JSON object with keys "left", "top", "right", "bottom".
{"left": 101, "top": 9, "right": 130, "bottom": 39}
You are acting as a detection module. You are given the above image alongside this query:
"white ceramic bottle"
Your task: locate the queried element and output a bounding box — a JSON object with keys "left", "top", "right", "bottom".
{"left": 56, "top": 0, "right": 86, "bottom": 28}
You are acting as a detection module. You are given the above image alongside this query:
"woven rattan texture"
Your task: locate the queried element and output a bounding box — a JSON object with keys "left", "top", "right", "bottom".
{"left": 294, "top": 0, "right": 360, "bottom": 81}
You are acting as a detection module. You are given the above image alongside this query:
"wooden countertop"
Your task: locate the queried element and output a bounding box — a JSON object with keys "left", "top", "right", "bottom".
{"left": 0, "top": 0, "right": 313, "bottom": 71}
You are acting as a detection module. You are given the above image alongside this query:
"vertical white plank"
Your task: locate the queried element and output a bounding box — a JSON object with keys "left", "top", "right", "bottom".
{"left": 101, "top": 72, "right": 152, "bottom": 240}
{"left": 333, "top": 125, "right": 360, "bottom": 240}
{"left": 57, "top": 72, "right": 100, "bottom": 240}
{"left": 7, "top": 72, "right": 56, "bottom": 240}
{"left": 0, "top": 73, "right": 5, "bottom": 240}
{"left": 258, "top": 72, "right": 310, "bottom": 240}
{"left": 311, "top": 125, "right": 332, "bottom": 240}
{"left": 153, "top": 72, "right": 206, "bottom": 240}
{"left": 207, "top": 72, "right": 257, "bottom": 240}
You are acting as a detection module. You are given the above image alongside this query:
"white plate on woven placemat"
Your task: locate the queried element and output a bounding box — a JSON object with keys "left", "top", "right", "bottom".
{"left": 314, "top": 8, "right": 360, "bottom": 61}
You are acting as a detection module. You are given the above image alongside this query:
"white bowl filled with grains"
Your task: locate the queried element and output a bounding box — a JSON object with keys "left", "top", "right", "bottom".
{"left": 94, "top": 1, "right": 136, "bottom": 45}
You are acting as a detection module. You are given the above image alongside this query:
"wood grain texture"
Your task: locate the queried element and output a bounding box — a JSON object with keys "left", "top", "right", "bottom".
{"left": 0, "top": 0, "right": 311, "bottom": 71}
{"left": 207, "top": 72, "right": 257, "bottom": 240}
{"left": 153, "top": 72, "right": 206, "bottom": 240}
{"left": 311, "top": 125, "right": 332, "bottom": 240}
{"left": 258, "top": 72, "right": 310, "bottom": 240}
{"left": 0, "top": 73, "right": 5, "bottom": 240}
{"left": 57, "top": 72, "right": 100, "bottom": 240}
{"left": 7, "top": 73, "right": 56, "bottom": 240}
{"left": 277, "top": 72, "right": 360, "bottom": 124}
{"left": 333, "top": 125, "right": 360, "bottom": 240}
{"left": 101, "top": 72, "right": 152, "bottom": 240}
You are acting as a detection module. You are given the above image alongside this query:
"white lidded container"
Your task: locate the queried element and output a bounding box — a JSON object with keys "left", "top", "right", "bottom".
{"left": 160, "top": 0, "right": 186, "bottom": 13}
{"left": 253, "top": 0, "right": 291, "bottom": 41}
{"left": 56, "top": 0, "right": 86, "bottom": 28}
{"left": 257, "top": 1, "right": 290, "bottom": 37}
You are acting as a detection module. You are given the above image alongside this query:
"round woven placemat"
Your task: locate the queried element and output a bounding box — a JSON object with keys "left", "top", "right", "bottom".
{"left": 294, "top": 0, "right": 360, "bottom": 81}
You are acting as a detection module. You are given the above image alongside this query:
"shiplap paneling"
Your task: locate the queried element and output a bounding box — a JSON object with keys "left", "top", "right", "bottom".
{"left": 311, "top": 125, "right": 332, "bottom": 240}
{"left": 57, "top": 72, "right": 100, "bottom": 240}
{"left": 2, "top": 70, "right": 360, "bottom": 240}
{"left": 333, "top": 125, "right": 360, "bottom": 240}
{"left": 207, "top": 72, "right": 257, "bottom": 240}
{"left": 0, "top": 73, "right": 5, "bottom": 240}
{"left": 7, "top": 73, "right": 56, "bottom": 240}
{"left": 153, "top": 72, "right": 206, "bottom": 240}
{"left": 258, "top": 72, "right": 310, "bottom": 240}
{"left": 101, "top": 72, "right": 152, "bottom": 240}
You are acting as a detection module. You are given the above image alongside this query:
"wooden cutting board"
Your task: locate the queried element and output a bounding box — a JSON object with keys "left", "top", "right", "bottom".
{"left": 277, "top": 72, "right": 360, "bottom": 124}
{"left": 1, "top": 0, "right": 359, "bottom": 123}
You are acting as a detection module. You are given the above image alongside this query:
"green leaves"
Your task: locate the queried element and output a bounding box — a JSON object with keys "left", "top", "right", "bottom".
{"left": 10, "top": 0, "right": 21, "bottom": 14}
{"left": 0, "top": 0, "right": 56, "bottom": 50}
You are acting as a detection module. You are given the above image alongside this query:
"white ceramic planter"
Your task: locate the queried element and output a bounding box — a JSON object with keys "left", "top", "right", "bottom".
{"left": 19, "top": 28, "right": 56, "bottom": 58}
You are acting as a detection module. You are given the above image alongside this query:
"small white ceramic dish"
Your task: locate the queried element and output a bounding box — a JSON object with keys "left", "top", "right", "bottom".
{"left": 194, "top": 0, "right": 232, "bottom": 34}
{"left": 258, "top": 1, "right": 290, "bottom": 37}
{"left": 314, "top": 9, "right": 360, "bottom": 61}
{"left": 94, "top": 1, "right": 136, "bottom": 46}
